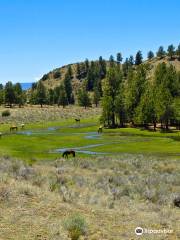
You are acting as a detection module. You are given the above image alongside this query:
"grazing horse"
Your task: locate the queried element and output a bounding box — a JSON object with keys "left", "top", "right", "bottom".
{"left": 98, "top": 126, "right": 103, "bottom": 134}
{"left": 10, "top": 126, "right": 18, "bottom": 132}
{"left": 62, "top": 150, "right": 76, "bottom": 158}
{"left": 75, "top": 118, "right": 80, "bottom": 123}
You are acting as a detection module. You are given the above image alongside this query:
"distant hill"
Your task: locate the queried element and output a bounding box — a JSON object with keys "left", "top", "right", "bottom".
{"left": 36, "top": 56, "right": 180, "bottom": 91}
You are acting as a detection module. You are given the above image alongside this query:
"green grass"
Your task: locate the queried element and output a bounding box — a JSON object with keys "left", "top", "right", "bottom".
{"left": 0, "top": 117, "right": 180, "bottom": 161}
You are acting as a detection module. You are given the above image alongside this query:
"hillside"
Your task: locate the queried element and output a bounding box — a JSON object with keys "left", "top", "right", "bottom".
{"left": 39, "top": 63, "right": 82, "bottom": 91}
{"left": 38, "top": 56, "right": 180, "bottom": 90}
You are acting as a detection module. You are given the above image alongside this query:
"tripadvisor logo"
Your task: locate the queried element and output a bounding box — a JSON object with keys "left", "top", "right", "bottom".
{"left": 135, "top": 227, "right": 143, "bottom": 236}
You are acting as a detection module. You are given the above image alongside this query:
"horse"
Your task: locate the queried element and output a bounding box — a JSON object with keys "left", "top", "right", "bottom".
{"left": 10, "top": 126, "right": 18, "bottom": 132}
{"left": 21, "top": 123, "right": 25, "bottom": 129}
{"left": 62, "top": 150, "right": 76, "bottom": 158}
{"left": 98, "top": 126, "right": 103, "bottom": 134}
{"left": 75, "top": 118, "right": 80, "bottom": 123}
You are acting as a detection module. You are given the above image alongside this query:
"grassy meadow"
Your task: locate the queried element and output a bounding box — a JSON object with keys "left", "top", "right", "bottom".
{"left": 0, "top": 106, "right": 180, "bottom": 239}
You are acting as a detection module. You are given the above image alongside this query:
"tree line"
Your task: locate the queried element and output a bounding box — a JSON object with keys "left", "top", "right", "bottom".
{"left": 101, "top": 62, "right": 180, "bottom": 130}
{"left": 0, "top": 82, "right": 25, "bottom": 107}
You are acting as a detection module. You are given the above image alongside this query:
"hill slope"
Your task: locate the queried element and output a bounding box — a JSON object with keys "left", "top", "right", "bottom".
{"left": 38, "top": 56, "right": 180, "bottom": 91}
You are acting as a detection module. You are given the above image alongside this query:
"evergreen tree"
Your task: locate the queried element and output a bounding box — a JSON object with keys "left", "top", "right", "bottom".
{"left": 64, "top": 66, "right": 73, "bottom": 104}
{"left": 109, "top": 55, "right": 115, "bottom": 67}
{"left": 14, "top": 83, "right": 24, "bottom": 107}
{"left": 76, "top": 63, "right": 81, "bottom": 79}
{"left": 101, "top": 66, "right": 122, "bottom": 127}
{"left": 129, "top": 55, "right": 134, "bottom": 65}
{"left": 98, "top": 56, "right": 106, "bottom": 79}
{"left": 81, "top": 62, "right": 87, "bottom": 78}
{"left": 156, "top": 46, "right": 166, "bottom": 59}
{"left": 101, "top": 95, "right": 113, "bottom": 126}
{"left": 172, "top": 98, "right": 180, "bottom": 129}
{"left": 115, "top": 86, "right": 126, "bottom": 127}
{"left": 48, "top": 89, "right": 54, "bottom": 105}
{"left": 93, "top": 87, "right": 100, "bottom": 107}
{"left": 122, "top": 58, "right": 130, "bottom": 77}
{"left": 135, "top": 51, "right": 143, "bottom": 65}
{"left": 176, "top": 44, "right": 180, "bottom": 60}
{"left": 85, "top": 58, "right": 89, "bottom": 73}
{"left": 32, "top": 82, "right": 37, "bottom": 90}
{"left": 0, "top": 85, "right": 4, "bottom": 105}
{"left": 155, "top": 86, "right": 174, "bottom": 129}
{"left": 78, "top": 85, "right": 91, "bottom": 108}
{"left": 4, "top": 81, "right": 15, "bottom": 107}
{"left": 125, "top": 65, "right": 148, "bottom": 122}
{"left": 135, "top": 83, "right": 157, "bottom": 130}
{"left": 58, "top": 85, "right": 68, "bottom": 108}
{"left": 167, "top": 44, "right": 175, "bottom": 60}
{"left": 36, "top": 81, "right": 46, "bottom": 107}
{"left": 53, "top": 86, "right": 60, "bottom": 104}
{"left": 153, "top": 63, "right": 178, "bottom": 129}
{"left": 67, "top": 65, "right": 73, "bottom": 78}
{"left": 86, "top": 67, "right": 95, "bottom": 91}
{"left": 116, "top": 52, "right": 123, "bottom": 64}
{"left": 147, "top": 51, "right": 154, "bottom": 60}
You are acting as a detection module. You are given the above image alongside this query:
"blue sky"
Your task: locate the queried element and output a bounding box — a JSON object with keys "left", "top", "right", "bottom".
{"left": 0, "top": 0, "right": 180, "bottom": 84}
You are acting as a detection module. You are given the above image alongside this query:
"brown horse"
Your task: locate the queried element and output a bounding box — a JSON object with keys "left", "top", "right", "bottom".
{"left": 10, "top": 126, "right": 18, "bottom": 132}
{"left": 62, "top": 150, "right": 76, "bottom": 158}
{"left": 75, "top": 118, "right": 80, "bottom": 123}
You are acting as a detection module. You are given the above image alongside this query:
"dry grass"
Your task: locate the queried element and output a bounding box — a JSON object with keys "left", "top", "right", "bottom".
{"left": 0, "top": 155, "right": 179, "bottom": 239}
{"left": 0, "top": 105, "right": 101, "bottom": 124}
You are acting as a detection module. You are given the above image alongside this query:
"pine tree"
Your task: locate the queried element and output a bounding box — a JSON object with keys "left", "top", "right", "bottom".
{"left": 58, "top": 85, "right": 68, "bottom": 108}
{"left": 64, "top": 66, "right": 73, "bottom": 104}
{"left": 109, "top": 55, "right": 115, "bottom": 67}
{"left": 14, "top": 83, "right": 24, "bottom": 107}
{"left": 122, "top": 58, "right": 130, "bottom": 77}
{"left": 124, "top": 65, "right": 148, "bottom": 122}
{"left": 93, "top": 87, "right": 100, "bottom": 107}
{"left": 98, "top": 56, "right": 106, "bottom": 79}
{"left": 167, "top": 44, "right": 175, "bottom": 60}
{"left": 36, "top": 81, "right": 46, "bottom": 107}
{"left": 116, "top": 52, "right": 123, "bottom": 64}
{"left": 147, "top": 51, "right": 154, "bottom": 60}
{"left": 135, "top": 51, "right": 143, "bottom": 65}
{"left": 48, "top": 89, "right": 54, "bottom": 105}
{"left": 76, "top": 63, "right": 81, "bottom": 79}
{"left": 134, "top": 83, "right": 157, "bottom": 130}
{"left": 129, "top": 55, "right": 134, "bottom": 65}
{"left": 115, "top": 86, "right": 126, "bottom": 127}
{"left": 4, "top": 81, "right": 15, "bottom": 107}
{"left": 0, "top": 85, "right": 4, "bottom": 105}
{"left": 156, "top": 46, "right": 165, "bottom": 59}
{"left": 85, "top": 58, "right": 89, "bottom": 73}
{"left": 78, "top": 86, "right": 91, "bottom": 108}
{"left": 176, "top": 44, "right": 180, "bottom": 60}
{"left": 101, "top": 66, "right": 122, "bottom": 127}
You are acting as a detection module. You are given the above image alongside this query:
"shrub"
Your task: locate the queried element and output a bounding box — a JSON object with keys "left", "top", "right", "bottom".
{"left": 53, "top": 71, "right": 61, "bottom": 79}
{"left": 63, "top": 214, "right": 87, "bottom": 240}
{"left": 2, "top": 110, "right": 10, "bottom": 117}
{"left": 0, "top": 185, "right": 10, "bottom": 201}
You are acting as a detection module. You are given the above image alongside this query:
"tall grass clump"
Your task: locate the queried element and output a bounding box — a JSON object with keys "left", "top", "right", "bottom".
{"left": 63, "top": 214, "right": 87, "bottom": 240}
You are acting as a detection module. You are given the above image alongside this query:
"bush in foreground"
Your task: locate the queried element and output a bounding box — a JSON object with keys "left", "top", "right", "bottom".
{"left": 2, "top": 110, "right": 10, "bottom": 117}
{"left": 63, "top": 214, "right": 87, "bottom": 240}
